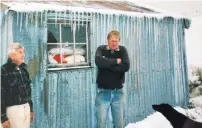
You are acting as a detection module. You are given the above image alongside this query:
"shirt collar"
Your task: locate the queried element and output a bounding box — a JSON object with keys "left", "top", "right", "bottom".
{"left": 7, "top": 58, "right": 27, "bottom": 70}
{"left": 106, "top": 45, "right": 120, "bottom": 51}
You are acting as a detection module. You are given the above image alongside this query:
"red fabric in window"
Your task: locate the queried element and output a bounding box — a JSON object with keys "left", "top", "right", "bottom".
{"left": 53, "top": 55, "right": 68, "bottom": 63}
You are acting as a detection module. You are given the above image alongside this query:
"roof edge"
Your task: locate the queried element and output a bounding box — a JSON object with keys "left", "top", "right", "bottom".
{"left": 1, "top": 2, "right": 191, "bottom": 19}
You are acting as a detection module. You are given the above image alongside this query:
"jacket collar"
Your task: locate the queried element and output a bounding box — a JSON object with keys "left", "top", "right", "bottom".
{"left": 7, "top": 58, "right": 27, "bottom": 70}
{"left": 106, "top": 45, "right": 120, "bottom": 51}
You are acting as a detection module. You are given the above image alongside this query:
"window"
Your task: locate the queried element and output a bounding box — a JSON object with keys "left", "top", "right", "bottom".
{"left": 47, "top": 20, "right": 90, "bottom": 70}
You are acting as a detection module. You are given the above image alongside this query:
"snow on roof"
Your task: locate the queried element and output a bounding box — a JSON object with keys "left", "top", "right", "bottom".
{"left": 1, "top": 2, "right": 190, "bottom": 19}
{"left": 2, "top": 1, "right": 156, "bottom": 13}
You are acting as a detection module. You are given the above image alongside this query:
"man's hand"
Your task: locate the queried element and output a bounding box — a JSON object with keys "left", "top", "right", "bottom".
{"left": 30, "top": 112, "right": 34, "bottom": 123}
{"left": 117, "top": 58, "right": 122, "bottom": 64}
{"left": 2, "top": 120, "right": 10, "bottom": 128}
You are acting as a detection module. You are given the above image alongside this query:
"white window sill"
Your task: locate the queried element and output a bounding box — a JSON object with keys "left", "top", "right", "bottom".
{"left": 48, "top": 65, "right": 91, "bottom": 71}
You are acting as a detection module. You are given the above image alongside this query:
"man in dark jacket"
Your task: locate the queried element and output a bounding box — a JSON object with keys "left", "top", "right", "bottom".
{"left": 1, "top": 43, "right": 34, "bottom": 128}
{"left": 95, "top": 30, "right": 130, "bottom": 128}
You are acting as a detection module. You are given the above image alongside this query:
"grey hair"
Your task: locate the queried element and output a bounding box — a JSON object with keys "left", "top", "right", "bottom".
{"left": 8, "top": 43, "right": 24, "bottom": 55}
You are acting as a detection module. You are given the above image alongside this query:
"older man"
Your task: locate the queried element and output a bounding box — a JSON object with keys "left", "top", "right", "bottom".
{"left": 95, "top": 30, "right": 130, "bottom": 128}
{"left": 1, "top": 43, "right": 34, "bottom": 128}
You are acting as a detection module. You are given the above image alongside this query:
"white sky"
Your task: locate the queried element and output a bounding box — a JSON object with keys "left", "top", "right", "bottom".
{"left": 185, "top": 16, "right": 202, "bottom": 67}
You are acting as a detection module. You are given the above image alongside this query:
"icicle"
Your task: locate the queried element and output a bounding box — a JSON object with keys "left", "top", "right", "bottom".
{"left": 79, "top": 11, "right": 82, "bottom": 27}
{"left": 61, "top": 11, "right": 64, "bottom": 20}
{"left": 17, "top": 12, "right": 19, "bottom": 26}
{"left": 60, "top": 24, "right": 62, "bottom": 64}
{"left": 74, "top": 11, "right": 77, "bottom": 31}
{"left": 63, "top": 11, "right": 66, "bottom": 25}
{"left": 30, "top": 12, "right": 33, "bottom": 26}
{"left": 102, "top": 14, "right": 104, "bottom": 44}
{"left": 105, "top": 14, "right": 108, "bottom": 30}
{"left": 106, "top": 14, "right": 109, "bottom": 34}
{"left": 126, "top": 16, "right": 129, "bottom": 38}
{"left": 58, "top": 11, "right": 61, "bottom": 20}
{"left": 25, "top": 12, "right": 28, "bottom": 29}
{"left": 92, "top": 13, "right": 95, "bottom": 30}
{"left": 96, "top": 13, "right": 99, "bottom": 45}
{"left": 104, "top": 13, "right": 106, "bottom": 26}
{"left": 130, "top": 16, "right": 133, "bottom": 37}
{"left": 107, "top": 14, "right": 110, "bottom": 31}
{"left": 66, "top": 11, "right": 69, "bottom": 25}
{"left": 107, "top": 14, "right": 110, "bottom": 30}
{"left": 86, "top": 23, "right": 89, "bottom": 62}
{"left": 41, "top": 11, "right": 43, "bottom": 25}
{"left": 103, "top": 14, "right": 106, "bottom": 38}
{"left": 74, "top": 11, "right": 77, "bottom": 28}
{"left": 116, "top": 14, "right": 119, "bottom": 30}
{"left": 109, "top": 14, "right": 112, "bottom": 30}
{"left": 96, "top": 13, "right": 100, "bottom": 47}
{"left": 92, "top": 12, "right": 95, "bottom": 49}
{"left": 122, "top": 16, "right": 125, "bottom": 36}
{"left": 77, "top": 12, "right": 80, "bottom": 31}
{"left": 100, "top": 14, "right": 103, "bottom": 45}
{"left": 89, "top": 12, "right": 92, "bottom": 26}
{"left": 81, "top": 11, "right": 84, "bottom": 27}
{"left": 111, "top": 14, "right": 113, "bottom": 29}
{"left": 35, "top": 12, "right": 38, "bottom": 32}
{"left": 77, "top": 12, "right": 79, "bottom": 32}
{"left": 130, "top": 17, "right": 133, "bottom": 42}
{"left": 55, "top": 11, "right": 57, "bottom": 26}
{"left": 20, "top": 13, "right": 23, "bottom": 32}
{"left": 100, "top": 14, "right": 103, "bottom": 28}
{"left": 73, "top": 23, "right": 76, "bottom": 63}
{"left": 70, "top": 11, "right": 73, "bottom": 32}
{"left": 128, "top": 16, "right": 131, "bottom": 38}
{"left": 109, "top": 14, "right": 111, "bottom": 29}
{"left": 100, "top": 14, "right": 103, "bottom": 42}
{"left": 45, "top": 10, "right": 48, "bottom": 24}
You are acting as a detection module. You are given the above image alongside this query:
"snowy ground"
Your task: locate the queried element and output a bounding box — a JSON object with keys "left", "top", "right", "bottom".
{"left": 125, "top": 96, "right": 202, "bottom": 128}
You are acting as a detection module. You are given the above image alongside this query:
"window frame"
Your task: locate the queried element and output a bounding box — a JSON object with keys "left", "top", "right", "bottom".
{"left": 47, "top": 20, "right": 91, "bottom": 71}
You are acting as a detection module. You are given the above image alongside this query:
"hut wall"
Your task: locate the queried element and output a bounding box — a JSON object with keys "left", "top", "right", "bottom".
{"left": 1, "top": 11, "right": 189, "bottom": 128}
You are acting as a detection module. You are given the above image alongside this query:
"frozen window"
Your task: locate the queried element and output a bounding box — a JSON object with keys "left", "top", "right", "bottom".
{"left": 47, "top": 21, "right": 90, "bottom": 70}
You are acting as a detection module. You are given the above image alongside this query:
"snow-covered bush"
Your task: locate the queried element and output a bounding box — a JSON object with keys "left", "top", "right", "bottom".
{"left": 189, "top": 67, "right": 202, "bottom": 98}
{"left": 186, "top": 96, "right": 202, "bottom": 122}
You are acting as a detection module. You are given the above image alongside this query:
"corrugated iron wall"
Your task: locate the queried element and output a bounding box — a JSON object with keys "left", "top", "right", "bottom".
{"left": 1, "top": 11, "right": 189, "bottom": 128}
{"left": 0, "top": 5, "right": 13, "bottom": 66}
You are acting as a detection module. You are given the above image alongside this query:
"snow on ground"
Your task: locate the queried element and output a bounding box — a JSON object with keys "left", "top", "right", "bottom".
{"left": 125, "top": 96, "right": 202, "bottom": 128}
{"left": 125, "top": 107, "right": 184, "bottom": 128}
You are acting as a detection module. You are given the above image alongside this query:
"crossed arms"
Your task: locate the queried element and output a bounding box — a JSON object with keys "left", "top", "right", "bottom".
{"left": 95, "top": 46, "right": 130, "bottom": 73}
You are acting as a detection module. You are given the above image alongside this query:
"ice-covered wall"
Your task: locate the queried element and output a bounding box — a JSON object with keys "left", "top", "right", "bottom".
{"left": 1, "top": 9, "right": 190, "bottom": 128}
{"left": 0, "top": 3, "right": 13, "bottom": 66}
